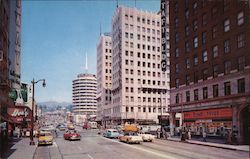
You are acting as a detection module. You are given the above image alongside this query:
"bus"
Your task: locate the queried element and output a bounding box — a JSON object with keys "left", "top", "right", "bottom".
{"left": 83, "top": 121, "right": 97, "bottom": 129}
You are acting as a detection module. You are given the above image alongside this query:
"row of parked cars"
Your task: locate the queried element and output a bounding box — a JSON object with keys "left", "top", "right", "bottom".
{"left": 102, "top": 127, "right": 155, "bottom": 144}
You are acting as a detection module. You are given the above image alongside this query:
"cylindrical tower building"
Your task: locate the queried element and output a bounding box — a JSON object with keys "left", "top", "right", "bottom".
{"left": 72, "top": 73, "right": 97, "bottom": 115}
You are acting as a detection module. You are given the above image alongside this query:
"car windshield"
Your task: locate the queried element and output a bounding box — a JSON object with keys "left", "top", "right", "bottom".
{"left": 129, "top": 132, "right": 138, "bottom": 136}
{"left": 40, "top": 133, "right": 51, "bottom": 136}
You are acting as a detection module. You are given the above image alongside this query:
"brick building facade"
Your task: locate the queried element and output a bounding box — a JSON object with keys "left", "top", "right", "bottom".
{"left": 169, "top": 0, "right": 250, "bottom": 144}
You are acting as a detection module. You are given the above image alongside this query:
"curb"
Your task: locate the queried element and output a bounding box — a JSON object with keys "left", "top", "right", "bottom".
{"left": 165, "top": 138, "right": 249, "bottom": 152}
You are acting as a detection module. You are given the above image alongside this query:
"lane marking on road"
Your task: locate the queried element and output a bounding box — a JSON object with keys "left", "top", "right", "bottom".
{"left": 87, "top": 154, "right": 94, "bottom": 159}
{"left": 101, "top": 136, "right": 175, "bottom": 159}
{"left": 78, "top": 146, "right": 82, "bottom": 151}
{"left": 52, "top": 141, "right": 58, "bottom": 147}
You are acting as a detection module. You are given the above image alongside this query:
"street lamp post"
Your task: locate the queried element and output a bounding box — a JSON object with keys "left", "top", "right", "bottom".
{"left": 30, "top": 78, "right": 46, "bottom": 145}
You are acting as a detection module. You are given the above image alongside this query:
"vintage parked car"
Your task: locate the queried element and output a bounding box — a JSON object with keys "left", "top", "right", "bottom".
{"left": 38, "top": 131, "right": 53, "bottom": 146}
{"left": 67, "top": 124, "right": 75, "bottom": 130}
{"left": 103, "top": 129, "right": 120, "bottom": 138}
{"left": 138, "top": 132, "right": 155, "bottom": 142}
{"left": 119, "top": 132, "right": 143, "bottom": 144}
{"left": 64, "top": 130, "right": 81, "bottom": 141}
{"left": 56, "top": 124, "right": 66, "bottom": 131}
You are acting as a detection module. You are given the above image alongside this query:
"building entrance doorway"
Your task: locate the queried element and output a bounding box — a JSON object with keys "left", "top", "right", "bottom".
{"left": 241, "top": 105, "right": 250, "bottom": 145}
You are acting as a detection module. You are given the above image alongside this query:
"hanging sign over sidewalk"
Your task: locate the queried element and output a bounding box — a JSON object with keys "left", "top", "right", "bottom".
{"left": 7, "top": 106, "right": 32, "bottom": 123}
{"left": 161, "top": 0, "right": 167, "bottom": 72}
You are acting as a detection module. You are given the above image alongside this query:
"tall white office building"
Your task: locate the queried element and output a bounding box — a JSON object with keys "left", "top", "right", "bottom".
{"left": 96, "top": 33, "right": 113, "bottom": 123}
{"left": 111, "top": 6, "right": 170, "bottom": 125}
{"left": 72, "top": 73, "right": 97, "bottom": 115}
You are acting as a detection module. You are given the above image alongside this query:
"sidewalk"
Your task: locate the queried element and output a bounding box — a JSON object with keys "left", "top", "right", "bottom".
{"left": 166, "top": 136, "right": 250, "bottom": 152}
{"left": 1, "top": 137, "right": 37, "bottom": 159}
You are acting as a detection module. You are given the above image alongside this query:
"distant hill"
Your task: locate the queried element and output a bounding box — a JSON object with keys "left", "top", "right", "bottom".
{"left": 38, "top": 101, "right": 72, "bottom": 107}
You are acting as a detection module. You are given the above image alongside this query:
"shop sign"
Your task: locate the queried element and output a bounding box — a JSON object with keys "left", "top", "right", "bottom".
{"left": 195, "top": 119, "right": 212, "bottom": 123}
{"left": 184, "top": 108, "right": 232, "bottom": 120}
{"left": 158, "top": 115, "right": 169, "bottom": 120}
{"left": 161, "top": 0, "right": 167, "bottom": 72}
{"left": 7, "top": 106, "right": 32, "bottom": 123}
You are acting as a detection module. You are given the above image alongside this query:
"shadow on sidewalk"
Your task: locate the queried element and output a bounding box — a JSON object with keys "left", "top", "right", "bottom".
{"left": 0, "top": 138, "right": 22, "bottom": 159}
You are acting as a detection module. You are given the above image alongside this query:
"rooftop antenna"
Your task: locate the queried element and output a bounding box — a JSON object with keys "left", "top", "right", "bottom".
{"left": 135, "top": 0, "right": 136, "bottom": 8}
{"left": 100, "top": 22, "right": 102, "bottom": 36}
{"left": 85, "top": 53, "right": 88, "bottom": 73}
{"left": 116, "top": 0, "right": 118, "bottom": 8}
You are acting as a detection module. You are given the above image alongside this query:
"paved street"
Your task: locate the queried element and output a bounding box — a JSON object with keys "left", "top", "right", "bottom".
{"left": 33, "top": 128, "right": 249, "bottom": 159}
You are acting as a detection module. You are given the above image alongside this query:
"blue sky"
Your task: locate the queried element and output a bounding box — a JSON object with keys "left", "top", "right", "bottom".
{"left": 21, "top": 0, "right": 160, "bottom": 103}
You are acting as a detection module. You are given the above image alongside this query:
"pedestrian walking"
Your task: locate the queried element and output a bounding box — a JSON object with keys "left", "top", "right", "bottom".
{"left": 202, "top": 131, "right": 206, "bottom": 142}
{"left": 188, "top": 129, "right": 191, "bottom": 140}
{"left": 157, "top": 128, "right": 161, "bottom": 139}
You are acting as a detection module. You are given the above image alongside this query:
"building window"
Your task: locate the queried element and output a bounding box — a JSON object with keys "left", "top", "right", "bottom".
{"left": 0, "top": 51, "right": 3, "bottom": 61}
{"left": 185, "top": 26, "right": 190, "bottom": 36}
{"left": 193, "top": 2, "right": 197, "bottom": 14}
{"left": 202, "top": 32, "right": 206, "bottom": 45}
{"left": 237, "top": 11, "right": 244, "bottom": 26}
{"left": 186, "top": 58, "right": 190, "bottom": 69}
{"left": 202, "top": 50, "right": 208, "bottom": 62}
{"left": 203, "top": 69, "right": 208, "bottom": 80}
{"left": 202, "top": 14, "right": 207, "bottom": 25}
{"left": 175, "top": 64, "right": 179, "bottom": 74}
{"left": 175, "top": 48, "right": 179, "bottom": 57}
{"left": 194, "top": 54, "right": 198, "bottom": 65}
{"left": 186, "top": 91, "right": 190, "bottom": 102}
{"left": 224, "top": 39, "right": 230, "bottom": 53}
{"left": 224, "top": 19, "right": 230, "bottom": 32}
{"left": 212, "top": 6, "right": 217, "bottom": 17}
{"left": 194, "top": 89, "right": 199, "bottom": 101}
{"left": 174, "top": 2, "right": 178, "bottom": 12}
{"left": 203, "top": 87, "right": 208, "bottom": 99}
{"left": 224, "top": 82, "right": 231, "bottom": 96}
{"left": 224, "top": 61, "right": 231, "bottom": 74}
{"left": 194, "top": 71, "right": 198, "bottom": 83}
{"left": 213, "top": 65, "right": 219, "bottom": 77}
{"left": 175, "top": 32, "right": 179, "bottom": 43}
{"left": 175, "top": 17, "right": 179, "bottom": 28}
{"left": 175, "top": 79, "right": 179, "bottom": 88}
{"left": 213, "top": 84, "right": 219, "bottom": 97}
{"left": 238, "top": 56, "right": 245, "bottom": 71}
{"left": 212, "top": 45, "right": 218, "bottom": 58}
{"left": 238, "top": 78, "right": 245, "bottom": 93}
{"left": 193, "top": 36, "right": 198, "bottom": 48}
{"left": 126, "top": 107, "right": 129, "bottom": 112}
{"left": 223, "top": 0, "right": 229, "bottom": 12}
{"left": 212, "top": 25, "right": 217, "bottom": 39}
{"left": 175, "top": 94, "right": 179, "bottom": 104}
{"left": 185, "top": 41, "right": 190, "bottom": 53}
{"left": 237, "top": 33, "right": 245, "bottom": 48}
{"left": 193, "top": 19, "right": 198, "bottom": 31}
{"left": 185, "top": 9, "right": 189, "bottom": 19}
{"left": 186, "top": 75, "right": 190, "bottom": 85}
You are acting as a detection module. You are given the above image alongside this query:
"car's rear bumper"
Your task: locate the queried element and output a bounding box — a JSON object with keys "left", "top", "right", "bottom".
{"left": 38, "top": 141, "right": 53, "bottom": 145}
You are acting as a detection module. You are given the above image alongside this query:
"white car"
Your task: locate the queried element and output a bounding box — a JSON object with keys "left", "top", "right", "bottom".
{"left": 138, "top": 132, "right": 155, "bottom": 142}
{"left": 119, "top": 132, "right": 143, "bottom": 144}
